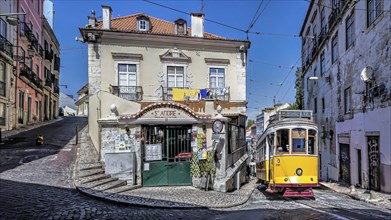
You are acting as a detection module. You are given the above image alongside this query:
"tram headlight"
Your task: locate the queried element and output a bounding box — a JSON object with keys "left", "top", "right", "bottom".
{"left": 296, "top": 168, "right": 303, "bottom": 176}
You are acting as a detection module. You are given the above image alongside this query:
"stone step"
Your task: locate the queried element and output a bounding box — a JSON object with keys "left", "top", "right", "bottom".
{"left": 92, "top": 180, "right": 127, "bottom": 191}
{"left": 81, "top": 177, "right": 118, "bottom": 188}
{"left": 79, "top": 173, "right": 111, "bottom": 184}
{"left": 103, "top": 184, "right": 141, "bottom": 194}
{"left": 79, "top": 163, "right": 102, "bottom": 171}
{"left": 78, "top": 168, "right": 105, "bottom": 178}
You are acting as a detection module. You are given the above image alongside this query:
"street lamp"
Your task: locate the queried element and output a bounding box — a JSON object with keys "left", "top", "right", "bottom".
{"left": 0, "top": 13, "right": 26, "bottom": 26}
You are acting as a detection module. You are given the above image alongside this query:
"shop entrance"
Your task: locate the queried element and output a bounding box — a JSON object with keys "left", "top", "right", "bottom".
{"left": 142, "top": 125, "right": 193, "bottom": 186}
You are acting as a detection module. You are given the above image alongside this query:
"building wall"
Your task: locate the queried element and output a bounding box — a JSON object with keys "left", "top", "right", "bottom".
{"left": 302, "top": 0, "right": 391, "bottom": 192}
{"left": 0, "top": 0, "right": 17, "bottom": 130}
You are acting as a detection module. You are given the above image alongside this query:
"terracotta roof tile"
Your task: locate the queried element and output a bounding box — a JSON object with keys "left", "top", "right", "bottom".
{"left": 96, "top": 13, "right": 225, "bottom": 40}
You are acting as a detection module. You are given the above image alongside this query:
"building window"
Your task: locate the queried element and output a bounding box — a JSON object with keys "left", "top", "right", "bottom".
{"left": 322, "top": 97, "right": 325, "bottom": 113}
{"left": 314, "top": 97, "right": 318, "bottom": 113}
{"left": 35, "top": 100, "right": 39, "bottom": 116}
{"left": 137, "top": 18, "right": 150, "bottom": 31}
{"left": 36, "top": 64, "right": 39, "bottom": 76}
{"left": 344, "top": 87, "right": 351, "bottom": 114}
{"left": 0, "top": 18, "right": 6, "bottom": 38}
{"left": 367, "top": 0, "right": 382, "bottom": 27}
{"left": 346, "top": 12, "right": 355, "bottom": 49}
{"left": 0, "top": 61, "right": 5, "bottom": 97}
{"left": 320, "top": 8, "right": 326, "bottom": 32}
{"left": 167, "top": 66, "right": 184, "bottom": 88}
{"left": 118, "top": 64, "right": 137, "bottom": 86}
{"left": 35, "top": 0, "right": 40, "bottom": 15}
{"left": 320, "top": 52, "right": 325, "bottom": 77}
{"left": 313, "top": 67, "right": 317, "bottom": 85}
{"left": 18, "top": 91, "right": 24, "bottom": 124}
{"left": 21, "top": 48, "right": 25, "bottom": 63}
{"left": 332, "top": 33, "right": 339, "bottom": 63}
{"left": 0, "top": 103, "right": 5, "bottom": 126}
{"left": 209, "top": 68, "right": 225, "bottom": 88}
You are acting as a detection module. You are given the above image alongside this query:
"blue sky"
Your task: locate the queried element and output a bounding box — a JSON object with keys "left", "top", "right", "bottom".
{"left": 53, "top": 0, "right": 309, "bottom": 120}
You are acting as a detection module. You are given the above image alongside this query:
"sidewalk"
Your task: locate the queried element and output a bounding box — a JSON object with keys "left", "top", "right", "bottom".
{"left": 320, "top": 181, "right": 391, "bottom": 210}
{"left": 2, "top": 117, "right": 63, "bottom": 139}
{"left": 73, "top": 127, "right": 256, "bottom": 209}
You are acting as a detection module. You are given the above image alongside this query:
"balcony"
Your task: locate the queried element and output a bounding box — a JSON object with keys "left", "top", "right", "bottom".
{"left": 19, "top": 63, "right": 43, "bottom": 89}
{"left": 54, "top": 56, "right": 60, "bottom": 71}
{"left": 0, "top": 35, "right": 14, "bottom": 59}
{"left": 54, "top": 85, "right": 59, "bottom": 94}
{"left": 111, "top": 85, "right": 143, "bottom": 101}
{"left": 163, "top": 87, "right": 230, "bottom": 102}
{"left": 44, "top": 49, "right": 53, "bottom": 61}
{"left": 20, "top": 22, "right": 37, "bottom": 44}
{"left": 45, "top": 78, "right": 52, "bottom": 87}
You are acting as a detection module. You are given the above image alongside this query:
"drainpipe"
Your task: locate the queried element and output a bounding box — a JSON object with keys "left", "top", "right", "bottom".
{"left": 14, "top": 0, "right": 20, "bottom": 129}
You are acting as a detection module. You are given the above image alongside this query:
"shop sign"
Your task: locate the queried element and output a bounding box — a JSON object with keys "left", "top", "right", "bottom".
{"left": 142, "top": 108, "right": 192, "bottom": 119}
{"left": 114, "top": 134, "right": 135, "bottom": 152}
{"left": 145, "top": 143, "right": 162, "bottom": 161}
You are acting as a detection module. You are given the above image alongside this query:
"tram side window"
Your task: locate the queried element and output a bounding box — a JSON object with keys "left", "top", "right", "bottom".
{"left": 276, "top": 129, "right": 289, "bottom": 154}
{"left": 308, "top": 129, "right": 317, "bottom": 154}
{"left": 267, "top": 133, "right": 274, "bottom": 156}
{"left": 292, "top": 128, "right": 306, "bottom": 153}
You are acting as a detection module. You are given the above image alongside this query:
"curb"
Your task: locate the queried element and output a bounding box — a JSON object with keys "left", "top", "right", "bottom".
{"left": 3, "top": 117, "right": 64, "bottom": 139}
{"left": 319, "top": 182, "right": 391, "bottom": 210}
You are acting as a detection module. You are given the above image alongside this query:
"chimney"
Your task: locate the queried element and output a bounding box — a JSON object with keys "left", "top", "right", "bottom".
{"left": 88, "top": 10, "right": 96, "bottom": 28}
{"left": 102, "top": 5, "right": 112, "bottom": 29}
{"left": 191, "top": 13, "right": 204, "bottom": 38}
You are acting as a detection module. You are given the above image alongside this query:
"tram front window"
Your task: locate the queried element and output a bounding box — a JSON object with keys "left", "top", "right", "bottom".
{"left": 292, "top": 128, "right": 306, "bottom": 153}
{"left": 276, "top": 129, "right": 289, "bottom": 154}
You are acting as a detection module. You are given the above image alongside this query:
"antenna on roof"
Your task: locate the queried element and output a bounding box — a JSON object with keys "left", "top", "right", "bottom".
{"left": 200, "top": 0, "right": 205, "bottom": 14}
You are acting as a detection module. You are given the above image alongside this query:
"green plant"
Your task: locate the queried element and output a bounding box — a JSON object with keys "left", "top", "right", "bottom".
{"left": 190, "top": 151, "right": 216, "bottom": 177}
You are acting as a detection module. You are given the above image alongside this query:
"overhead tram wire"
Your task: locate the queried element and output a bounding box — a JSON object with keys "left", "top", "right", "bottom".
{"left": 143, "top": 0, "right": 246, "bottom": 33}
{"left": 273, "top": 56, "right": 301, "bottom": 99}
{"left": 246, "top": 0, "right": 265, "bottom": 32}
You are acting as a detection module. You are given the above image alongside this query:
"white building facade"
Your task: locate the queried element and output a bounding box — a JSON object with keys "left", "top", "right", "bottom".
{"left": 79, "top": 6, "right": 250, "bottom": 192}
{"left": 301, "top": 0, "right": 390, "bottom": 193}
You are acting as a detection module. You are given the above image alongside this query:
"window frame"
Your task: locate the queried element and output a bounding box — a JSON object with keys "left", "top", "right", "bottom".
{"left": 0, "top": 61, "right": 6, "bottom": 97}
{"left": 138, "top": 19, "right": 149, "bottom": 31}
{"left": 346, "top": 12, "right": 355, "bottom": 49}
{"left": 367, "top": 0, "right": 383, "bottom": 27}
{"left": 344, "top": 87, "right": 351, "bottom": 114}
{"left": 166, "top": 65, "right": 185, "bottom": 88}
{"left": 208, "top": 67, "right": 226, "bottom": 88}
{"left": 332, "top": 33, "right": 339, "bottom": 63}
{"left": 0, "top": 18, "right": 6, "bottom": 38}
{"left": 314, "top": 97, "right": 318, "bottom": 114}
{"left": 117, "top": 63, "right": 138, "bottom": 87}
{"left": 320, "top": 52, "right": 325, "bottom": 77}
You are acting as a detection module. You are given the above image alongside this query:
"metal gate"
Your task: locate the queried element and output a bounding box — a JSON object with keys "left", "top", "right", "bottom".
{"left": 339, "top": 144, "right": 350, "bottom": 184}
{"left": 142, "top": 125, "right": 192, "bottom": 186}
{"left": 367, "top": 136, "right": 380, "bottom": 191}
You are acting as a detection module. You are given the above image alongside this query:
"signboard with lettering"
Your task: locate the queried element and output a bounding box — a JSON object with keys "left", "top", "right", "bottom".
{"left": 141, "top": 107, "right": 193, "bottom": 119}
{"left": 113, "top": 134, "right": 135, "bottom": 152}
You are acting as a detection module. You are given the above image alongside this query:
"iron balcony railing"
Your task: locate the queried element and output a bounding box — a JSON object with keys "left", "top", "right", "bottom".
{"left": 0, "top": 35, "right": 13, "bottom": 58}
{"left": 54, "top": 85, "right": 59, "bottom": 94}
{"left": 111, "top": 85, "right": 143, "bottom": 101}
{"left": 162, "top": 87, "right": 230, "bottom": 101}
{"left": 45, "top": 78, "right": 52, "bottom": 87}
{"left": 54, "top": 55, "right": 60, "bottom": 71}
{"left": 44, "top": 49, "right": 53, "bottom": 61}
{"left": 19, "top": 63, "right": 43, "bottom": 89}
{"left": 20, "top": 22, "right": 36, "bottom": 44}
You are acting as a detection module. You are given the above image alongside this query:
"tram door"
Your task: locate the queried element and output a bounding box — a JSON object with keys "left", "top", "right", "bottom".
{"left": 339, "top": 144, "right": 351, "bottom": 184}
{"left": 142, "top": 125, "right": 192, "bottom": 186}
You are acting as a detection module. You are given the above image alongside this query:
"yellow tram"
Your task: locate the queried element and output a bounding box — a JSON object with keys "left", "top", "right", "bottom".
{"left": 255, "top": 110, "right": 318, "bottom": 197}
